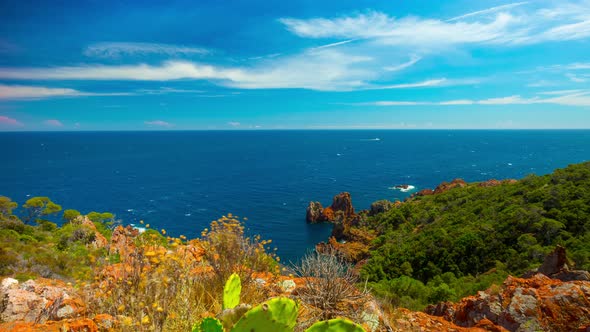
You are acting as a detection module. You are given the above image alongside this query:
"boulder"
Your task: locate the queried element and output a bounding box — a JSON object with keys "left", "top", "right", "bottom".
{"left": 426, "top": 273, "right": 590, "bottom": 331}
{"left": 0, "top": 278, "right": 85, "bottom": 324}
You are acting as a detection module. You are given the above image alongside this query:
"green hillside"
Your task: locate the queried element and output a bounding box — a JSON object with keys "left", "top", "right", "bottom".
{"left": 359, "top": 162, "right": 590, "bottom": 309}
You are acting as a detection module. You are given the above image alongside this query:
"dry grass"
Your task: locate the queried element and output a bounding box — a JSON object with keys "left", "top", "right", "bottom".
{"left": 85, "top": 215, "right": 279, "bottom": 331}
{"left": 290, "top": 247, "right": 372, "bottom": 330}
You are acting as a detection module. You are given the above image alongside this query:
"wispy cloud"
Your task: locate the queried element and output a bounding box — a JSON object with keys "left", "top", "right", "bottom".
{"left": 383, "top": 55, "right": 421, "bottom": 72}
{"left": 84, "top": 42, "right": 209, "bottom": 58}
{"left": 44, "top": 119, "right": 63, "bottom": 127}
{"left": 446, "top": 2, "right": 529, "bottom": 22}
{"left": 357, "top": 90, "right": 590, "bottom": 107}
{"left": 0, "top": 84, "right": 130, "bottom": 99}
{"left": 145, "top": 120, "right": 173, "bottom": 127}
{"left": 0, "top": 115, "right": 23, "bottom": 127}
{"left": 227, "top": 121, "right": 241, "bottom": 127}
{"left": 279, "top": 2, "right": 590, "bottom": 48}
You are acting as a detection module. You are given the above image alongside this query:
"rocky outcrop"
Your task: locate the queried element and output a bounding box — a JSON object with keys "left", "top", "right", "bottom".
{"left": 425, "top": 273, "right": 590, "bottom": 332}
{"left": 478, "top": 179, "right": 518, "bottom": 187}
{"left": 306, "top": 201, "right": 325, "bottom": 223}
{"left": 109, "top": 225, "right": 139, "bottom": 259}
{"left": 305, "top": 192, "right": 356, "bottom": 223}
{"left": 0, "top": 278, "right": 86, "bottom": 324}
{"left": 523, "top": 245, "right": 590, "bottom": 281}
{"left": 433, "top": 178, "right": 467, "bottom": 194}
{"left": 77, "top": 216, "right": 108, "bottom": 249}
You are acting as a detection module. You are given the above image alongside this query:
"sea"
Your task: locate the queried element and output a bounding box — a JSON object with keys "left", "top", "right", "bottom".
{"left": 1, "top": 130, "right": 589, "bottom": 262}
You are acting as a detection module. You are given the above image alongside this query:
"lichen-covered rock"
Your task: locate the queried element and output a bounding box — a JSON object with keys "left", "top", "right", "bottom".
{"left": 0, "top": 278, "right": 85, "bottom": 324}
{"left": 426, "top": 274, "right": 590, "bottom": 332}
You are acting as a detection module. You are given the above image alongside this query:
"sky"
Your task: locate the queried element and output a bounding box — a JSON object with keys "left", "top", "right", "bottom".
{"left": 0, "top": 0, "right": 590, "bottom": 130}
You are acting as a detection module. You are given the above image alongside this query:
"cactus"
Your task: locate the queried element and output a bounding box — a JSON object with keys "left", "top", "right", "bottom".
{"left": 305, "top": 318, "right": 366, "bottom": 332}
{"left": 193, "top": 317, "right": 224, "bottom": 332}
{"left": 223, "top": 273, "right": 241, "bottom": 310}
{"left": 231, "top": 297, "right": 298, "bottom": 332}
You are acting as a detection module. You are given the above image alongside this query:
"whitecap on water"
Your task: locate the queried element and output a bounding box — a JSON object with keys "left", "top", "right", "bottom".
{"left": 388, "top": 185, "right": 416, "bottom": 192}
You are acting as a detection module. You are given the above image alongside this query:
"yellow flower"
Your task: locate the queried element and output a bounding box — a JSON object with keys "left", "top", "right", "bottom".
{"left": 161, "top": 229, "right": 166, "bottom": 235}
{"left": 145, "top": 224, "right": 150, "bottom": 228}
{"left": 117, "top": 304, "right": 126, "bottom": 312}
{"left": 142, "top": 316, "right": 150, "bottom": 325}
{"left": 140, "top": 220, "right": 144, "bottom": 224}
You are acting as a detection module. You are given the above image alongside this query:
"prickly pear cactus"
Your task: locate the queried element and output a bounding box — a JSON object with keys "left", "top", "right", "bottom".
{"left": 231, "top": 297, "right": 298, "bottom": 332}
{"left": 218, "top": 304, "right": 251, "bottom": 331}
{"left": 304, "top": 318, "right": 366, "bottom": 332}
{"left": 193, "top": 317, "right": 224, "bottom": 332}
{"left": 223, "top": 273, "right": 242, "bottom": 310}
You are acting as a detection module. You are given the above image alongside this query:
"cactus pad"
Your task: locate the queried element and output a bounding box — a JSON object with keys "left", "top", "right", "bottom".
{"left": 232, "top": 297, "right": 298, "bottom": 332}
{"left": 223, "top": 273, "right": 242, "bottom": 310}
{"left": 193, "top": 317, "right": 224, "bottom": 332}
{"left": 305, "top": 318, "right": 366, "bottom": 332}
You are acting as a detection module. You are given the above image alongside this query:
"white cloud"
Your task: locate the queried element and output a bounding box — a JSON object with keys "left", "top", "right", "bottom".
{"left": 279, "top": 2, "right": 590, "bottom": 48}
{"left": 44, "top": 119, "right": 63, "bottom": 127}
{"left": 144, "top": 120, "right": 173, "bottom": 127}
{"left": 84, "top": 42, "right": 209, "bottom": 58}
{"left": 567, "top": 73, "right": 587, "bottom": 82}
{"left": 383, "top": 55, "right": 421, "bottom": 72}
{"left": 227, "top": 121, "right": 241, "bottom": 127}
{"left": 446, "top": 2, "right": 529, "bottom": 22}
{"left": 0, "top": 84, "right": 130, "bottom": 99}
{"left": 357, "top": 90, "right": 590, "bottom": 107}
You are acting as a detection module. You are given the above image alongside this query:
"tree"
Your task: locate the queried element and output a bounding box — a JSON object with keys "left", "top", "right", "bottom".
{"left": 62, "top": 209, "right": 81, "bottom": 223}
{"left": 23, "top": 196, "right": 62, "bottom": 224}
{"left": 0, "top": 196, "right": 18, "bottom": 220}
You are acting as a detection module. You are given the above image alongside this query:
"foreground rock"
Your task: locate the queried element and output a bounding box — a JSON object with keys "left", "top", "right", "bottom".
{"left": 0, "top": 278, "right": 85, "bottom": 324}
{"left": 426, "top": 273, "right": 590, "bottom": 331}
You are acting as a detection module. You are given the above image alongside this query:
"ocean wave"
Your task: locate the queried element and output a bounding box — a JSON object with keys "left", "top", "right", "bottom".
{"left": 389, "top": 184, "right": 416, "bottom": 192}
{"left": 129, "top": 224, "right": 146, "bottom": 234}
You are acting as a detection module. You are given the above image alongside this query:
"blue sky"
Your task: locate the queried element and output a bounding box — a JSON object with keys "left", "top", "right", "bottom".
{"left": 0, "top": 0, "right": 589, "bottom": 130}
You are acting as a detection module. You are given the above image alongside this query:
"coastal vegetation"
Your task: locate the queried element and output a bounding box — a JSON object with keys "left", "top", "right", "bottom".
{"left": 354, "top": 161, "right": 590, "bottom": 309}
{"left": 0, "top": 161, "right": 589, "bottom": 330}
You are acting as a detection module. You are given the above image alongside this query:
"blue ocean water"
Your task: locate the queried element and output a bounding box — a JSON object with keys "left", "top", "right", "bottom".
{"left": 1, "top": 130, "right": 589, "bottom": 262}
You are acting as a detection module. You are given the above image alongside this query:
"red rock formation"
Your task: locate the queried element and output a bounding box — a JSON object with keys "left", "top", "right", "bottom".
{"left": 306, "top": 201, "right": 325, "bottom": 223}
{"left": 433, "top": 178, "right": 467, "bottom": 194}
{"left": 306, "top": 192, "right": 356, "bottom": 223}
{"left": 426, "top": 273, "right": 590, "bottom": 331}
{"left": 478, "top": 179, "right": 518, "bottom": 187}
{"left": 330, "top": 192, "right": 355, "bottom": 218}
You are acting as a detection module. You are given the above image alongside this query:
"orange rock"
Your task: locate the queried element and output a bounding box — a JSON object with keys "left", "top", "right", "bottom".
{"left": 0, "top": 318, "right": 98, "bottom": 332}
{"left": 426, "top": 274, "right": 590, "bottom": 331}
